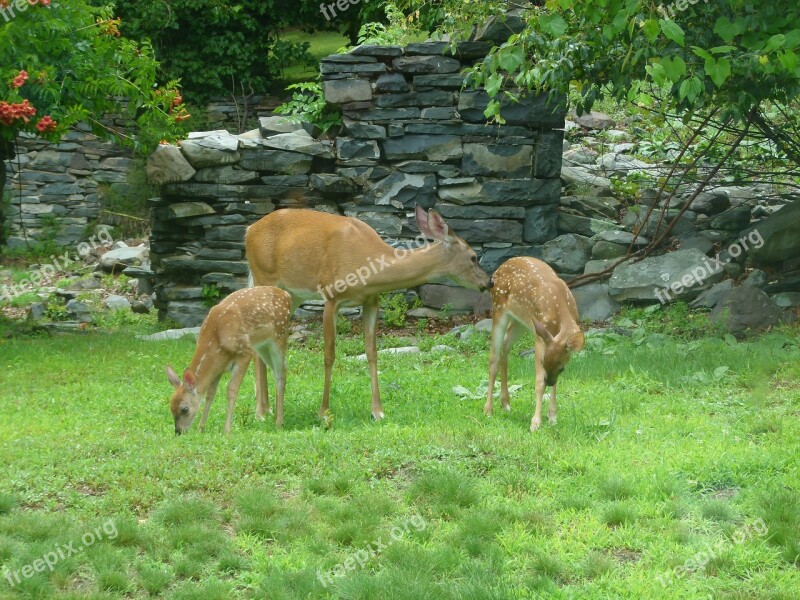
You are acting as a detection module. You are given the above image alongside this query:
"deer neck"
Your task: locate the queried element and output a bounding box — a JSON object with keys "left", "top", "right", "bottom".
{"left": 363, "top": 241, "right": 450, "bottom": 294}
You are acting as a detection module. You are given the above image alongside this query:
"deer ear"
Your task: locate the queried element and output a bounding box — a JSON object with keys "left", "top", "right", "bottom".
{"left": 182, "top": 368, "right": 197, "bottom": 392}
{"left": 533, "top": 320, "right": 554, "bottom": 343}
{"left": 567, "top": 331, "right": 585, "bottom": 352}
{"left": 416, "top": 204, "right": 454, "bottom": 242}
{"left": 166, "top": 365, "right": 181, "bottom": 388}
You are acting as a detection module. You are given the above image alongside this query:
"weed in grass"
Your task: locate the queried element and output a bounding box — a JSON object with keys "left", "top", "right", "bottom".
{"left": 152, "top": 496, "right": 218, "bottom": 527}
{"left": 602, "top": 502, "right": 637, "bottom": 527}
{"left": 701, "top": 499, "right": 737, "bottom": 523}
{"left": 168, "top": 579, "right": 232, "bottom": 600}
{"left": 306, "top": 474, "right": 354, "bottom": 497}
{"left": 598, "top": 474, "right": 636, "bottom": 500}
{"left": 454, "top": 511, "right": 502, "bottom": 558}
{"left": 173, "top": 555, "right": 203, "bottom": 580}
{"left": 0, "top": 494, "right": 16, "bottom": 515}
{"left": 408, "top": 469, "right": 482, "bottom": 516}
{"left": 137, "top": 563, "right": 172, "bottom": 596}
{"left": 216, "top": 550, "right": 248, "bottom": 574}
{"left": 560, "top": 493, "right": 592, "bottom": 512}
{"left": 96, "top": 569, "right": 131, "bottom": 592}
{"left": 580, "top": 550, "right": 613, "bottom": 579}
{"left": 758, "top": 488, "right": 800, "bottom": 565}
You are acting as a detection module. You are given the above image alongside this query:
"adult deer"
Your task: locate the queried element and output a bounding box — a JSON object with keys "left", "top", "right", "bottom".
{"left": 485, "top": 257, "right": 584, "bottom": 431}
{"left": 246, "top": 205, "right": 490, "bottom": 420}
{"left": 166, "top": 286, "right": 291, "bottom": 434}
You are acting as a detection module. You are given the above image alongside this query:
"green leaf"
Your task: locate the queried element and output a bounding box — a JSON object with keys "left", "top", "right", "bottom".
{"left": 691, "top": 46, "right": 713, "bottom": 60}
{"left": 710, "top": 45, "right": 737, "bottom": 55}
{"left": 679, "top": 76, "right": 703, "bottom": 102}
{"left": 659, "top": 19, "right": 685, "bottom": 47}
{"left": 485, "top": 73, "right": 503, "bottom": 98}
{"left": 764, "top": 34, "right": 786, "bottom": 53}
{"left": 539, "top": 14, "right": 568, "bottom": 37}
{"left": 498, "top": 47, "right": 524, "bottom": 72}
{"left": 645, "top": 62, "right": 667, "bottom": 86}
{"left": 705, "top": 57, "right": 731, "bottom": 87}
{"left": 642, "top": 18, "right": 660, "bottom": 43}
{"left": 661, "top": 55, "right": 687, "bottom": 82}
{"left": 724, "top": 334, "right": 738, "bottom": 346}
{"left": 778, "top": 50, "right": 800, "bottom": 72}
{"left": 713, "top": 17, "right": 744, "bottom": 42}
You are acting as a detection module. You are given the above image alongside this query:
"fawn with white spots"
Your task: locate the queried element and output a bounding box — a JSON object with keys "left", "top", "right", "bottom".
{"left": 485, "top": 257, "right": 585, "bottom": 432}
{"left": 246, "top": 205, "right": 490, "bottom": 421}
{"left": 166, "top": 286, "right": 292, "bottom": 434}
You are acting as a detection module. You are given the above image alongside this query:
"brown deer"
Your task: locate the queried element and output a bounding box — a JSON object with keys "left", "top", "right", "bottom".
{"left": 245, "top": 205, "right": 490, "bottom": 421}
{"left": 485, "top": 257, "right": 584, "bottom": 432}
{"left": 166, "top": 286, "right": 292, "bottom": 434}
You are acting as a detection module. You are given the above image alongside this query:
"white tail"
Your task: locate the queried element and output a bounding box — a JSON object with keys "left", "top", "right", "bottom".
{"left": 245, "top": 205, "right": 490, "bottom": 420}
{"left": 166, "top": 286, "right": 292, "bottom": 434}
{"left": 485, "top": 257, "right": 584, "bottom": 432}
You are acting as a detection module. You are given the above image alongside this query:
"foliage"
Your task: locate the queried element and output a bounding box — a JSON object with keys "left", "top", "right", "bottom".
{"left": 202, "top": 283, "right": 221, "bottom": 308}
{"left": 355, "top": 2, "right": 422, "bottom": 46}
{"left": 380, "top": 292, "right": 421, "bottom": 328}
{"left": 0, "top": 1, "right": 188, "bottom": 155}
{"left": 104, "top": 0, "right": 317, "bottom": 102}
{"left": 274, "top": 82, "right": 342, "bottom": 134}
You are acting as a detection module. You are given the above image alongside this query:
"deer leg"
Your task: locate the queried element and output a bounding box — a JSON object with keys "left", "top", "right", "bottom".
{"left": 548, "top": 383, "right": 558, "bottom": 425}
{"left": 531, "top": 336, "right": 546, "bottom": 432}
{"left": 485, "top": 311, "right": 508, "bottom": 416}
{"left": 224, "top": 356, "right": 250, "bottom": 434}
{"left": 254, "top": 355, "right": 270, "bottom": 420}
{"left": 198, "top": 376, "right": 220, "bottom": 432}
{"left": 362, "top": 297, "right": 383, "bottom": 420}
{"left": 500, "top": 321, "right": 521, "bottom": 412}
{"left": 273, "top": 344, "right": 286, "bottom": 428}
{"left": 320, "top": 300, "right": 338, "bottom": 418}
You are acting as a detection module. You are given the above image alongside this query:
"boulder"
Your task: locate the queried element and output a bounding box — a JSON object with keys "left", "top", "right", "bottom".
{"left": 457, "top": 90, "right": 566, "bottom": 128}
{"left": 689, "top": 279, "right": 733, "bottom": 309}
{"left": 179, "top": 139, "right": 241, "bottom": 169}
{"left": 323, "top": 79, "right": 373, "bottom": 104}
{"left": 710, "top": 286, "right": 795, "bottom": 337}
{"left": 608, "top": 248, "right": 724, "bottom": 302}
{"left": 259, "top": 116, "right": 303, "bottom": 136}
{"left": 742, "top": 269, "right": 768, "bottom": 289}
{"left": 571, "top": 283, "right": 621, "bottom": 321}
{"left": 771, "top": 292, "right": 800, "bottom": 308}
{"left": 105, "top": 295, "right": 131, "bottom": 311}
{"left": 747, "top": 200, "right": 800, "bottom": 265}
{"left": 709, "top": 206, "right": 751, "bottom": 231}
{"left": 258, "top": 130, "right": 334, "bottom": 158}
{"left": 146, "top": 144, "right": 196, "bottom": 185}
{"left": 100, "top": 246, "right": 148, "bottom": 272}
{"left": 462, "top": 143, "right": 533, "bottom": 178}
{"left": 420, "top": 284, "right": 489, "bottom": 312}
{"left": 541, "top": 234, "right": 593, "bottom": 274}
{"left": 524, "top": 206, "right": 558, "bottom": 244}
{"left": 558, "top": 213, "right": 623, "bottom": 237}
{"left": 382, "top": 135, "right": 462, "bottom": 162}
{"left": 575, "top": 111, "right": 614, "bottom": 130}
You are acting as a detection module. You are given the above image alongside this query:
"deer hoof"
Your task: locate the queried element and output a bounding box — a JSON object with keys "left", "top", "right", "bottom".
{"left": 548, "top": 415, "right": 557, "bottom": 425}
{"left": 370, "top": 411, "right": 385, "bottom": 421}
{"left": 483, "top": 404, "right": 493, "bottom": 417}
{"left": 502, "top": 403, "right": 512, "bottom": 413}
{"left": 530, "top": 417, "right": 542, "bottom": 432}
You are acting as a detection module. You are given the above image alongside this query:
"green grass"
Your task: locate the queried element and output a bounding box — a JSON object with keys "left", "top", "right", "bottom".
{"left": 279, "top": 29, "right": 350, "bottom": 84}
{"left": 0, "top": 321, "right": 799, "bottom": 598}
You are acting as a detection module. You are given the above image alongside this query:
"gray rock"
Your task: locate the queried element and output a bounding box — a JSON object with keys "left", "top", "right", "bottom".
{"left": 393, "top": 56, "right": 461, "bottom": 74}
{"left": 375, "top": 73, "right": 409, "bottom": 93}
{"left": 258, "top": 130, "right": 334, "bottom": 158}
{"left": 747, "top": 200, "right": 800, "bottom": 265}
{"left": 66, "top": 299, "right": 92, "bottom": 322}
{"left": 193, "top": 166, "right": 259, "bottom": 184}
{"left": 609, "top": 248, "right": 724, "bottom": 302}
{"left": 100, "top": 246, "right": 148, "bottom": 271}
{"left": 558, "top": 213, "right": 623, "bottom": 237}
{"left": 571, "top": 283, "right": 621, "bottom": 321}
{"left": 344, "top": 211, "right": 402, "bottom": 237}
{"left": 474, "top": 10, "right": 526, "bottom": 42}
{"left": 474, "top": 318, "right": 493, "bottom": 332}
{"left": 742, "top": 269, "right": 768, "bottom": 289}
{"left": 27, "top": 302, "right": 46, "bottom": 321}
{"left": 563, "top": 147, "right": 598, "bottom": 166}
{"left": 337, "top": 138, "right": 380, "bottom": 161}
{"left": 342, "top": 120, "right": 386, "bottom": 140}
{"left": 771, "top": 292, "right": 800, "bottom": 308}
{"left": 413, "top": 74, "right": 467, "bottom": 89}
{"left": 146, "top": 144, "right": 196, "bottom": 185}
{"left": 709, "top": 206, "right": 751, "bottom": 231}
{"left": 436, "top": 205, "right": 525, "bottom": 220}
{"left": 711, "top": 286, "right": 795, "bottom": 337}
{"left": 458, "top": 90, "right": 565, "bottom": 128}
{"left": 382, "top": 135, "right": 463, "bottom": 161}
{"left": 375, "top": 91, "right": 455, "bottom": 108}
{"left": 168, "top": 202, "right": 216, "bottom": 219}
{"left": 323, "top": 79, "right": 373, "bottom": 104}
{"left": 105, "top": 295, "right": 131, "bottom": 311}
{"left": 311, "top": 174, "right": 359, "bottom": 195}
{"left": 560, "top": 166, "right": 612, "bottom": 193}
{"left": 321, "top": 61, "right": 386, "bottom": 75}
{"left": 131, "top": 300, "right": 151, "bottom": 314}
{"left": 678, "top": 234, "right": 714, "bottom": 255}
{"left": 462, "top": 143, "right": 533, "bottom": 178}
{"left": 575, "top": 111, "right": 614, "bottom": 130}
{"left": 136, "top": 327, "right": 201, "bottom": 341}
{"left": 179, "top": 139, "right": 241, "bottom": 169}
{"left": 690, "top": 279, "right": 733, "bottom": 309}
{"left": 431, "top": 344, "right": 456, "bottom": 353}
{"left": 591, "top": 241, "right": 628, "bottom": 260}
{"left": 689, "top": 190, "right": 731, "bottom": 215}
{"left": 623, "top": 208, "right": 697, "bottom": 238}
{"left": 362, "top": 173, "right": 436, "bottom": 207}
{"left": 259, "top": 116, "right": 303, "bottom": 136}
{"left": 480, "top": 246, "right": 543, "bottom": 273}
{"left": 524, "top": 206, "right": 558, "bottom": 244}
{"left": 584, "top": 259, "right": 626, "bottom": 275}
{"left": 599, "top": 153, "right": 653, "bottom": 176}
{"left": 593, "top": 230, "right": 648, "bottom": 246}
{"left": 350, "top": 45, "right": 403, "bottom": 57}
{"left": 238, "top": 148, "right": 313, "bottom": 174}
{"left": 542, "top": 234, "right": 593, "bottom": 274}
{"left": 444, "top": 219, "right": 523, "bottom": 244}
{"left": 420, "top": 284, "right": 489, "bottom": 312}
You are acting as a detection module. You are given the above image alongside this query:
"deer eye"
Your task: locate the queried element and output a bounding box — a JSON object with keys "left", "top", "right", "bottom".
{"left": 471, "top": 255, "right": 478, "bottom": 264}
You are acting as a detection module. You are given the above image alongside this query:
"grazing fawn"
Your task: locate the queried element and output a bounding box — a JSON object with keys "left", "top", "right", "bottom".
{"left": 166, "top": 286, "right": 291, "bottom": 434}
{"left": 245, "top": 205, "right": 490, "bottom": 421}
{"left": 485, "top": 257, "right": 585, "bottom": 432}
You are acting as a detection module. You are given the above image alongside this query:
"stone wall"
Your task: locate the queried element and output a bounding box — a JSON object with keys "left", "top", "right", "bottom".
{"left": 147, "top": 41, "right": 567, "bottom": 326}
{"left": 2, "top": 124, "right": 136, "bottom": 248}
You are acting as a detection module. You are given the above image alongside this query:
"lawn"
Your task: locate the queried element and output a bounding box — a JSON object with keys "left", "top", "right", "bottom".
{"left": 0, "top": 313, "right": 799, "bottom": 599}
